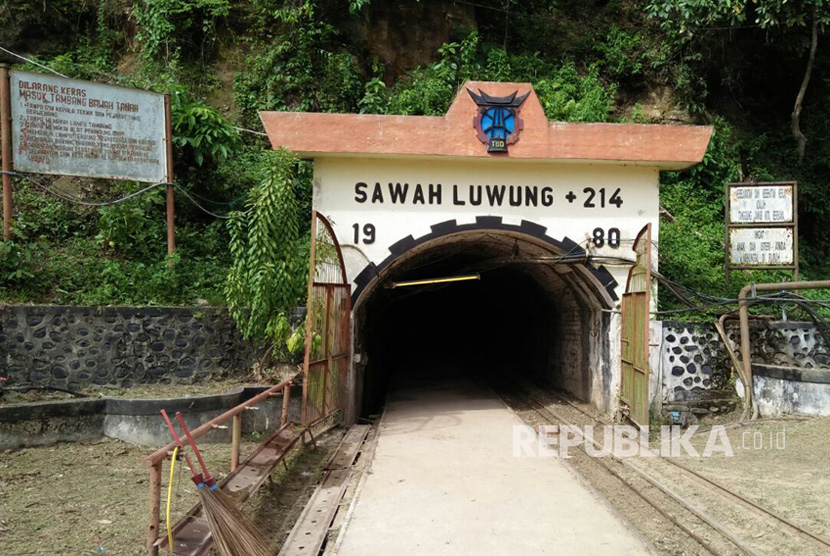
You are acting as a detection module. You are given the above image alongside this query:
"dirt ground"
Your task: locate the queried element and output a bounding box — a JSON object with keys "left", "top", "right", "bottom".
{"left": 0, "top": 429, "right": 344, "bottom": 556}
{"left": 678, "top": 416, "right": 830, "bottom": 540}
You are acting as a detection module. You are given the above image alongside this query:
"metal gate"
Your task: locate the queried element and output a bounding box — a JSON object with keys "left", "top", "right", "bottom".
{"left": 620, "top": 224, "right": 652, "bottom": 427}
{"left": 301, "top": 211, "right": 351, "bottom": 424}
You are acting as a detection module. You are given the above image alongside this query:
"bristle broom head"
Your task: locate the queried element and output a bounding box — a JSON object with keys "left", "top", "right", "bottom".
{"left": 199, "top": 489, "right": 271, "bottom": 556}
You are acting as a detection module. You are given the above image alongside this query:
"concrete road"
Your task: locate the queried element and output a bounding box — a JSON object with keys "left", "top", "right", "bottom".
{"left": 334, "top": 377, "right": 652, "bottom": 555}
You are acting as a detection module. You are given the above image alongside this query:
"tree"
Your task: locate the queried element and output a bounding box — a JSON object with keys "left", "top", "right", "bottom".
{"left": 647, "top": 0, "right": 830, "bottom": 160}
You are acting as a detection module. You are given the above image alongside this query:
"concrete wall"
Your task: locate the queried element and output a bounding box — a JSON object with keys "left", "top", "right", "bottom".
{"left": 0, "top": 305, "right": 256, "bottom": 390}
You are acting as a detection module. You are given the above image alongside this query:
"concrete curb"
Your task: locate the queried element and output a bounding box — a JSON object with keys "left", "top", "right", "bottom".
{"left": 0, "top": 385, "right": 303, "bottom": 449}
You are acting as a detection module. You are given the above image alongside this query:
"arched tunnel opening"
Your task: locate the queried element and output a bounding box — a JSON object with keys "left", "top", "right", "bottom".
{"left": 351, "top": 230, "right": 615, "bottom": 419}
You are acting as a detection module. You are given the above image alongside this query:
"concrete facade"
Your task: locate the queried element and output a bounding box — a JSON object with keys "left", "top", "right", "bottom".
{"left": 262, "top": 81, "right": 712, "bottom": 423}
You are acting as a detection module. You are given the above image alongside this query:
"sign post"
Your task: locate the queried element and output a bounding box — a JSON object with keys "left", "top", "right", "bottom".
{"left": 1, "top": 64, "right": 12, "bottom": 241}
{"left": 164, "top": 92, "right": 175, "bottom": 257}
{"left": 725, "top": 181, "right": 798, "bottom": 284}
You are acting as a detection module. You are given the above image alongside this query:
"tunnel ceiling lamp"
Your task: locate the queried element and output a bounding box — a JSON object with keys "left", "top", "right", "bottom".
{"left": 388, "top": 274, "right": 481, "bottom": 289}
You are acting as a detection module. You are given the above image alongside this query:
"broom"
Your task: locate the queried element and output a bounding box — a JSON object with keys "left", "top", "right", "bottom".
{"left": 173, "top": 412, "right": 271, "bottom": 556}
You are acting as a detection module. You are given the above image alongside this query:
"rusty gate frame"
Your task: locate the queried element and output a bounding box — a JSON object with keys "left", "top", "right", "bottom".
{"left": 620, "top": 224, "right": 652, "bottom": 427}
{"left": 301, "top": 210, "right": 351, "bottom": 424}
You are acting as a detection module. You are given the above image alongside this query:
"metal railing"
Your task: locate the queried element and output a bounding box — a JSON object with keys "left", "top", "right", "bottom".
{"left": 140, "top": 378, "right": 294, "bottom": 556}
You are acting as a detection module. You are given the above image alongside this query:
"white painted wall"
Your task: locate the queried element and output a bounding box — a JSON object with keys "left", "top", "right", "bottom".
{"left": 313, "top": 156, "right": 660, "bottom": 299}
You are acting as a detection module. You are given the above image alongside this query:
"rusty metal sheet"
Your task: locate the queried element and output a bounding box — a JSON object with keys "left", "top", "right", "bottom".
{"left": 277, "top": 468, "right": 351, "bottom": 556}
{"left": 10, "top": 70, "right": 166, "bottom": 182}
{"left": 729, "top": 227, "right": 794, "bottom": 265}
{"left": 302, "top": 211, "right": 352, "bottom": 424}
{"left": 158, "top": 425, "right": 302, "bottom": 556}
{"left": 325, "top": 424, "right": 369, "bottom": 471}
{"left": 620, "top": 224, "right": 651, "bottom": 428}
{"left": 729, "top": 183, "right": 794, "bottom": 224}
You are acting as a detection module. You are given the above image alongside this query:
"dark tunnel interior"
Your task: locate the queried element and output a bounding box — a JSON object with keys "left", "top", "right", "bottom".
{"left": 353, "top": 234, "right": 586, "bottom": 419}
{"left": 360, "top": 269, "right": 550, "bottom": 414}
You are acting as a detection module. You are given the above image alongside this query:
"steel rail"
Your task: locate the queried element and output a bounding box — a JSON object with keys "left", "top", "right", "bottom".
{"left": 512, "top": 391, "right": 754, "bottom": 556}
{"left": 496, "top": 384, "right": 726, "bottom": 555}
{"left": 539, "top": 389, "right": 830, "bottom": 553}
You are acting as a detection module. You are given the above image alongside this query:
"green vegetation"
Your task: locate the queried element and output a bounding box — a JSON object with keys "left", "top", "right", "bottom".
{"left": 1, "top": 0, "right": 829, "bottom": 319}
{"left": 225, "top": 148, "right": 306, "bottom": 350}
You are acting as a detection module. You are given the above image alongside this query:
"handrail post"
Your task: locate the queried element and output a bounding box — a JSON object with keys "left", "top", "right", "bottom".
{"left": 231, "top": 414, "right": 242, "bottom": 472}
{"left": 281, "top": 382, "right": 291, "bottom": 426}
{"left": 146, "top": 461, "right": 162, "bottom": 556}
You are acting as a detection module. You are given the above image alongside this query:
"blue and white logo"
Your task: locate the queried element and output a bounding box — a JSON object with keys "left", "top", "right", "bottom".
{"left": 468, "top": 89, "right": 530, "bottom": 153}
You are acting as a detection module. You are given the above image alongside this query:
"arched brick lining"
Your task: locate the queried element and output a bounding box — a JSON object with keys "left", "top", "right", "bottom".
{"left": 351, "top": 216, "right": 618, "bottom": 305}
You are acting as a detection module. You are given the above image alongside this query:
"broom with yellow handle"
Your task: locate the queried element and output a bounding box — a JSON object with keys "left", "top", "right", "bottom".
{"left": 163, "top": 411, "right": 271, "bottom": 556}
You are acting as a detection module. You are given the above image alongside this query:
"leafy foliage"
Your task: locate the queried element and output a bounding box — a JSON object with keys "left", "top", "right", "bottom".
{"left": 383, "top": 32, "right": 615, "bottom": 122}
{"left": 225, "top": 148, "right": 307, "bottom": 346}
{"left": 534, "top": 63, "right": 615, "bottom": 122}
{"left": 4, "top": 0, "right": 830, "bottom": 318}
{"left": 171, "top": 88, "right": 240, "bottom": 167}
{"left": 233, "top": 2, "right": 361, "bottom": 125}
{"left": 97, "top": 186, "right": 167, "bottom": 260}
{"left": 593, "top": 26, "right": 644, "bottom": 80}
{"left": 134, "top": 0, "right": 230, "bottom": 63}
{"left": 646, "top": 0, "right": 830, "bottom": 33}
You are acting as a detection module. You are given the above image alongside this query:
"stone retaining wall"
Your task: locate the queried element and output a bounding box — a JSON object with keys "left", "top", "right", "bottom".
{"left": 659, "top": 320, "right": 830, "bottom": 412}
{"left": 660, "top": 321, "right": 733, "bottom": 408}
{"left": 0, "top": 305, "right": 256, "bottom": 390}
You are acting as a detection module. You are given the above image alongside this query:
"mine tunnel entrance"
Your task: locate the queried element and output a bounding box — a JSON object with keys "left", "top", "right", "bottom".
{"left": 352, "top": 229, "right": 615, "bottom": 419}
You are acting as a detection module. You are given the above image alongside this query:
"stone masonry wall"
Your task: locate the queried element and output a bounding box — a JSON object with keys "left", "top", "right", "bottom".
{"left": 0, "top": 306, "right": 256, "bottom": 390}
{"left": 661, "top": 322, "right": 733, "bottom": 407}
{"left": 660, "top": 320, "right": 830, "bottom": 407}
{"left": 724, "top": 321, "right": 830, "bottom": 369}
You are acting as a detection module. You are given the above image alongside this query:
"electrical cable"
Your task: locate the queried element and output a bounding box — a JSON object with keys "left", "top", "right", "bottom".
{"left": 172, "top": 184, "right": 232, "bottom": 219}
{"left": 0, "top": 45, "right": 69, "bottom": 78}
{"left": 2, "top": 171, "right": 233, "bottom": 219}
{"left": 231, "top": 126, "right": 268, "bottom": 137}
{"left": 178, "top": 187, "right": 248, "bottom": 206}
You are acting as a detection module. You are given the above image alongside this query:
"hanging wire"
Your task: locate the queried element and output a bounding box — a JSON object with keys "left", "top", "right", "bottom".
{"left": 231, "top": 126, "right": 268, "bottom": 138}
{"left": 181, "top": 187, "right": 248, "bottom": 207}
{"left": 1, "top": 171, "right": 233, "bottom": 219}
{"left": 0, "top": 45, "right": 69, "bottom": 78}
{"left": 173, "top": 185, "right": 232, "bottom": 219}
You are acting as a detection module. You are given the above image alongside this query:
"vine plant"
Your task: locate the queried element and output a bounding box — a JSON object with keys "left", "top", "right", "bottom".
{"left": 225, "top": 148, "right": 307, "bottom": 365}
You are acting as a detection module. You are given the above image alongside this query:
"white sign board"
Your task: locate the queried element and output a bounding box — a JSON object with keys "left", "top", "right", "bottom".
{"left": 313, "top": 157, "right": 660, "bottom": 301}
{"left": 10, "top": 70, "right": 167, "bottom": 182}
{"left": 729, "top": 183, "right": 793, "bottom": 223}
{"left": 726, "top": 182, "right": 797, "bottom": 272}
{"left": 729, "top": 227, "right": 794, "bottom": 265}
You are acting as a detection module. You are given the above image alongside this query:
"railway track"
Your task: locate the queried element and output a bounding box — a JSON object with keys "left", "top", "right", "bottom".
{"left": 497, "top": 382, "right": 830, "bottom": 556}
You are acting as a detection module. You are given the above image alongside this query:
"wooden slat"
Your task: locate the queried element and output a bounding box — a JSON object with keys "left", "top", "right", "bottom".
{"left": 279, "top": 425, "right": 370, "bottom": 555}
